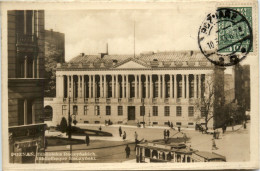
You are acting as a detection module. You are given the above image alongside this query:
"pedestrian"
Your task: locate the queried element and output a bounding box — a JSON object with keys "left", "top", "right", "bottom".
{"left": 99, "top": 126, "right": 102, "bottom": 131}
{"left": 123, "top": 131, "right": 126, "bottom": 140}
{"left": 243, "top": 121, "right": 247, "bottom": 129}
{"left": 167, "top": 129, "right": 170, "bottom": 138}
{"left": 170, "top": 122, "right": 173, "bottom": 129}
{"left": 85, "top": 134, "right": 90, "bottom": 146}
{"left": 183, "top": 133, "right": 187, "bottom": 143}
{"left": 163, "top": 129, "right": 167, "bottom": 139}
{"left": 168, "top": 120, "right": 170, "bottom": 127}
{"left": 134, "top": 131, "right": 138, "bottom": 141}
{"left": 222, "top": 125, "right": 225, "bottom": 134}
{"left": 119, "top": 126, "right": 122, "bottom": 137}
{"left": 213, "top": 129, "right": 216, "bottom": 139}
{"left": 178, "top": 126, "right": 181, "bottom": 132}
{"left": 125, "top": 144, "right": 130, "bottom": 158}
{"left": 212, "top": 138, "right": 218, "bottom": 150}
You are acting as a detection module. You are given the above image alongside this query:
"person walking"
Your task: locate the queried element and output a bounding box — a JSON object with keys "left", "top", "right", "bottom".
{"left": 125, "top": 144, "right": 130, "bottom": 158}
{"left": 119, "top": 126, "right": 122, "bottom": 137}
{"left": 85, "top": 134, "right": 90, "bottom": 146}
{"left": 212, "top": 138, "right": 218, "bottom": 150}
{"left": 167, "top": 129, "right": 170, "bottom": 139}
{"left": 170, "top": 122, "right": 173, "bottom": 129}
{"left": 163, "top": 129, "right": 167, "bottom": 140}
{"left": 134, "top": 131, "right": 138, "bottom": 141}
{"left": 178, "top": 126, "right": 181, "bottom": 132}
{"left": 123, "top": 131, "right": 126, "bottom": 140}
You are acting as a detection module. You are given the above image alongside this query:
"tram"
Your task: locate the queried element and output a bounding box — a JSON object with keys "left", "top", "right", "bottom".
{"left": 136, "top": 139, "right": 226, "bottom": 163}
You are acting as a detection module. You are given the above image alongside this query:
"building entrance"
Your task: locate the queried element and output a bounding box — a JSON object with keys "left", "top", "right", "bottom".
{"left": 128, "top": 106, "right": 135, "bottom": 120}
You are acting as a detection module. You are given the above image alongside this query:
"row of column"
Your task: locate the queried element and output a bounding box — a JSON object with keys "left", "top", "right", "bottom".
{"left": 57, "top": 74, "right": 203, "bottom": 99}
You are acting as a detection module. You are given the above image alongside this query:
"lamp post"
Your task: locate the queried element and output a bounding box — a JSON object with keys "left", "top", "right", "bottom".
{"left": 68, "top": 90, "right": 72, "bottom": 163}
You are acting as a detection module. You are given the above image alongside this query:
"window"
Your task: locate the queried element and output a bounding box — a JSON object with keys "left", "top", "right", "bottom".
{"left": 201, "top": 107, "right": 206, "bottom": 117}
{"left": 176, "top": 122, "right": 182, "bottom": 126}
{"left": 164, "top": 106, "right": 170, "bottom": 116}
{"left": 153, "top": 122, "right": 158, "bottom": 125}
{"left": 188, "top": 122, "right": 194, "bottom": 125}
{"left": 73, "top": 105, "right": 78, "bottom": 115}
{"left": 84, "top": 105, "right": 88, "bottom": 115}
{"left": 84, "top": 121, "right": 89, "bottom": 124}
{"left": 18, "top": 99, "right": 32, "bottom": 125}
{"left": 118, "top": 106, "right": 123, "bottom": 116}
{"left": 154, "top": 81, "right": 158, "bottom": 97}
{"left": 188, "top": 106, "right": 194, "bottom": 117}
{"left": 95, "top": 121, "right": 100, "bottom": 124}
{"left": 190, "top": 79, "right": 194, "bottom": 98}
{"left": 140, "top": 106, "right": 145, "bottom": 116}
{"left": 95, "top": 106, "right": 100, "bottom": 116}
{"left": 153, "top": 106, "right": 158, "bottom": 116}
{"left": 178, "top": 78, "right": 182, "bottom": 98}
{"left": 176, "top": 106, "right": 182, "bottom": 116}
{"left": 62, "top": 105, "right": 67, "bottom": 115}
{"left": 106, "top": 106, "right": 111, "bottom": 115}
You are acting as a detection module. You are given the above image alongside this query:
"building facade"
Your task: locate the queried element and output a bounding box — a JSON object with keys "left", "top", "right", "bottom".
{"left": 8, "top": 10, "right": 46, "bottom": 163}
{"left": 45, "top": 51, "right": 223, "bottom": 128}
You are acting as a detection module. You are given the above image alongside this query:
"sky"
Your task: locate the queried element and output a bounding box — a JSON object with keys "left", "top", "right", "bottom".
{"left": 45, "top": 8, "right": 211, "bottom": 62}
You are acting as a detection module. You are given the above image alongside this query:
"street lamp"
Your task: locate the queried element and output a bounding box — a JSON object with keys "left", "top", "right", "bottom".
{"left": 68, "top": 90, "right": 72, "bottom": 163}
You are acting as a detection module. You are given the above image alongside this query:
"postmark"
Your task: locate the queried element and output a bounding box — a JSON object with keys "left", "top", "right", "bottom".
{"left": 198, "top": 7, "right": 253, "bottom": 66}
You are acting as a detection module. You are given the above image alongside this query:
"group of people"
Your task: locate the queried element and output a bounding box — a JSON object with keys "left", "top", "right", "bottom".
{"left": 119, "top": 126, "right": 127, "bottom": 140}
{"left": 163, "top": 129, "right": 170, "bottom": 140}
{"left": 167, "top": 120, "right": 174, "bottom": 129}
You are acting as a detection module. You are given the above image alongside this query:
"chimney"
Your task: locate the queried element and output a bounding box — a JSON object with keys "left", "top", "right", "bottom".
{"left": 190, "top": 50, "right": 194, "bottom": 56}
{"left": 106, "top": 43, "right": 109, "bottom": 55}
{"left": 80, "top": 53, "right": 85, "bottom": 57}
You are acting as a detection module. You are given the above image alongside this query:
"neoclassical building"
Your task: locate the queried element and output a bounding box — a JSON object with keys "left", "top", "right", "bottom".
{"left": 45, "top": 51, "right": 223, "bottom": 127}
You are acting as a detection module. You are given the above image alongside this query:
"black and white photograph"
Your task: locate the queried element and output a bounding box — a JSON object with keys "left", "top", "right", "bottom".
{"left": 1, "top": 1, "right": 259, "bottom": 170}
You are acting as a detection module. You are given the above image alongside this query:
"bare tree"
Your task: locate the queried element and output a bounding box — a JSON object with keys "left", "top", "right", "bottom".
{"left": 195, "top": 74, "right": 214, "bottom": 130}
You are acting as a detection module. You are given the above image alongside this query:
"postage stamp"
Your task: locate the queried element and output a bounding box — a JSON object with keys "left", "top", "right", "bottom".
{"left": 198, "top": 7, "right": 253, "bottom": 66}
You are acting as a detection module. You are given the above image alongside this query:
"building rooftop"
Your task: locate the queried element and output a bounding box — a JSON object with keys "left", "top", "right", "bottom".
{"left": 193, "top": 151, "right": 226, "bottom": 161}
{"left": 57, "top": 51, "right": 214, "bottom": 70}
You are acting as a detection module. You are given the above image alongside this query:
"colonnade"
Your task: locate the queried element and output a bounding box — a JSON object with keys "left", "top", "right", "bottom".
{"left": 56, "top": 74, "right": 204, "bottom": 100}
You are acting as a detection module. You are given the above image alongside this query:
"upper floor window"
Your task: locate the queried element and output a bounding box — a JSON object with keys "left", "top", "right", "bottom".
{"left": 84, "top": 105, "right": 88, "bottom": 115}
{"left": 118, "top": 106, "right": 123, "bottom": 116}
{"left": 188, "top": 106, "right": 194, "bottom": 117}
{"left": 153, "top": 106, "right": 158, "bottom": 116}
{"left": 164, "top": 106, "right": 170, "bottom": 116}
{"left": 95, "top": 106, "right": 100, "bottom": 116}
{"left": 176, "top": 106, "right": 182, "bottom": 116}
{"left": 140, "top": 106, "right": 145, "bottom": 116}
{"left": 106, "top": 106, "right": 111, "bottom": 115}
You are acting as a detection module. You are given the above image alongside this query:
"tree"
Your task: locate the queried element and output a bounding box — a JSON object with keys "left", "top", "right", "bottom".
{"left": 60, "top": 117, "right": 68, "bottom": 133}
{"left": 195, "top": 67, "right": 226, "bottom": 130}
{"left": 195, "top": 74, "right": 214, "bottom": 130}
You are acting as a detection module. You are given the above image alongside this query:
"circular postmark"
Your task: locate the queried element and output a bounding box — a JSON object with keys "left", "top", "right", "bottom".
{"left": 198, "top": 8, "right": 253, "bottom": 66}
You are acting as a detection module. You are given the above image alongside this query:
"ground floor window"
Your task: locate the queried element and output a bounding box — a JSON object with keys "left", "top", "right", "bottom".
{"left": 73, "top": 105, "right": 78, "bottom": 115}
{"left": 106, "top": 106, "right": 111, "bottom": 115}
{"left": 188, "top": 106, "right": 194, "bottom": 117}
{"left": 153, "top": 122, "right": 158, "bottom": 125}
{"left": 153, "top": 106, "right": 158, "bottom": 116}
{"left": 164, "top": 106, "right": 170, "bottom": 116}
{"left": 84, "top": 105, "right": 88, "bottom": 115}
{"left": 176, "top": 106, "right": 182, "bottom": 116}
{"left": 62, "top": 105, "right": 67, "bottom": 115}
{"left": 140, "top": 106, "right": 145, "bottom": 116}
{"left": 188, "top": 122, "right": 194, "bottom": 126}
{"left": 176, "top": 122, "right": 182, "bottom": 126}
{"left": 118, "top": 106, "right": 123, "bottom": 116}
{"left": 95, "top": 106, "right": 100, "bottom": 116}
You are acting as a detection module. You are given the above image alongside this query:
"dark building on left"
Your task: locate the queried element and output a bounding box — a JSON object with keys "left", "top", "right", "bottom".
{"left": 8, "top": 10, "right": 46, "bottom": 163}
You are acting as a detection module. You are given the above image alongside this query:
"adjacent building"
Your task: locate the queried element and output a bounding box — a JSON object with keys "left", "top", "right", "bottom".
{"left": 8, "top": 10, "right": 46, "bottom": 163}
{"left": 45, "top": 51, "right": 224, "bottom": 128}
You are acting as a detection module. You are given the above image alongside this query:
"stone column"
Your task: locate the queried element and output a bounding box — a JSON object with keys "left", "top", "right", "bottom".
{"left": 162, "top": 74, "right": 165, "bottom": 99}
{"left": 174, "top": 75, "right": 177, "bottom": 99}
{"left": 198, "top": 74, "right": 201, "bottom": 98}
{"left": 194, "top": 74, "right": 197, "bottom": 98}
{"left": 126, "top": 75, "right": 129, "bottom": 98}
{"left": 158, "top": 75, "right": 161, "bottom": 98}
{"left": 89, "top": 75, "right": 92, "bottom": 98}
{"left": 60, "top": 75, "right": 64, "bottom": 98}
{"left": 135, "top": 75, "right": 138, "bottom": 98}
{"left": 145, "top": 75, "right": 148, "bottom": 98}
{"left": 82, "top": 75, "right": 85, "bottom": 98}
{"left": 78, "top": 75, "right": 81, "bottom": 98}
{"left": 67, "top": 75, "right": 70, "bottom": 98}
{"left": 71, "top": 75, "right": 74, "bottom": 99}
{"left": 186, "top": 74, "right": 189, "bottom": 99}
{"left": 104, "top": 75, "right": 107, "bottom": 98}
{"left": 116, "top": 75, "right": 119, "bottom": 98}
{"left": 122, "top": 75, "right": 125, "bottom": 98}
{"left": 24, "top": 56, "right": 28, "bottom": 78}
{"left": 170, "top": 75, "right": 173, "bottom": 98}
{"left": 139, "top": 75, "right": 142, "bottom": 98}
{"left": 150, "top": 75, "right": 153, "bottom": 98}
{"left": 182, "top": 75, "right": 185, "bottom": 98}
{"left": 100, "top": 75, "right": 103, "bottom": 98}
{"left": 112, "top": 75, "right": 115, "bottom": 98}
{"left": 93, "top": 75, "right": 96, "bottom": 98}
